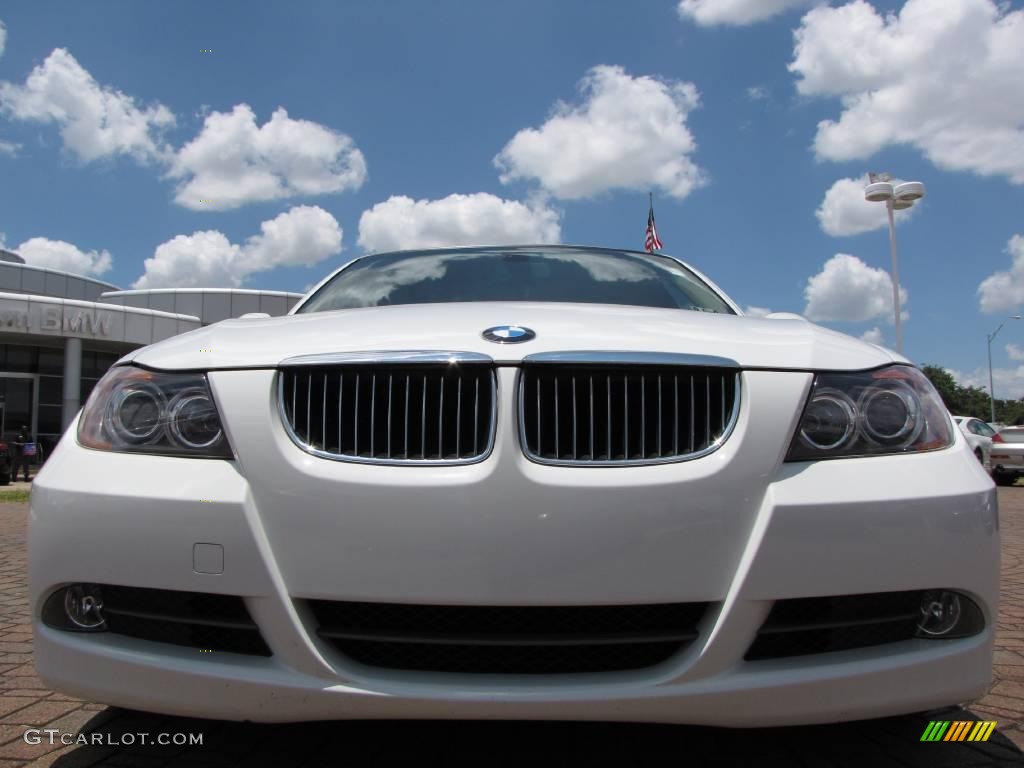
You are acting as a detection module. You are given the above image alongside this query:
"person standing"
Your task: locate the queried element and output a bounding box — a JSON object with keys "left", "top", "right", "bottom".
{"left": 12, "top": 426, "right": 32, "bottom": 482}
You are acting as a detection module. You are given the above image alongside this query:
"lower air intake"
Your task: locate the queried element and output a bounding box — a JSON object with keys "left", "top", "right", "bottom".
{"left": 745, "top": 591, "right": 926, "bottom": 661}
{"left": 308, "top": 600, "right": 709, "bottom": 674}
{"left": 99, "top": 585, "right": 271, "bottom": 657}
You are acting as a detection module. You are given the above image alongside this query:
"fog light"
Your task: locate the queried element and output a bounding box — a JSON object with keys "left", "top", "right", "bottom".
{"left": 64, "top": 584, "right": 105, "bottom": 629}
{"left": 915, "top": 590, "right": 984, "bottom": 639}
{"left": 917, "top": 591, "right": 960, "bottom": 636}
{"left": 42, "top": 584, "right": 107, "bottom": 632}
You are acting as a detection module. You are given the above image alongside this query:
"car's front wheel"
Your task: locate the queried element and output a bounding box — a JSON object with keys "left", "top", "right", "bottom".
{"left": 975, "top": 448, "right": 984, "bottom": 464}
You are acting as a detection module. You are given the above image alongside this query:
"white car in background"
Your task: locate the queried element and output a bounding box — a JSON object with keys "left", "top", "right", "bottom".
{"left": 991, "top": 425, "right": 1024, "bottom": 486}
{"left": 952, "top": 416, "right": 995, "bottom": 467}
{"left": 30, "top": 245, "right": 998, "bottom": 726}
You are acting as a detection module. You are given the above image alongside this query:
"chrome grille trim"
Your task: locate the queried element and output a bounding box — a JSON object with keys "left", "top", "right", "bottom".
{"left": 277, "top": 353, "right": 496, "bottom": 465}
{"left": 521, "top": 351, "right": 740, "bottom": 369}
{"left": 279, "top": 350, "right": 494, "bottom": 367}
{"left": 518, "top": 359, "right": 740, "bottom": 466}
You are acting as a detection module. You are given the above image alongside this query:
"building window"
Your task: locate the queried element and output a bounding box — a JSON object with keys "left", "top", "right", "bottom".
{"left": 37, "top": 405, "right": 62, "bottom": 436}
{"left": 37, "top": 347, "right": 64, "bottom": 375}
{"left": 0, "top": 377, "right": 33, "bottom": 437}
{"left": 0, "top": 344, "right": 38, "bottom": 373}
{"left": 39, "top": 375, "right": 62, "bottom": 407}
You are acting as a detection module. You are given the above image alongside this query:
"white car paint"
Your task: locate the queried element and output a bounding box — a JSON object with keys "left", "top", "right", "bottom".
{"left": 29, "top": 247, "right": 998, "bottom": 726}
{"left": 120, "top": 302, "right": 903, "bottom": 373}
{"left": 953, "top": 416, "right": 994, "bottom": 469}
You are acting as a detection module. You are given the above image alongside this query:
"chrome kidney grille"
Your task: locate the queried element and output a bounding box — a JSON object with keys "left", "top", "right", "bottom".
{"left": 279, "top": 362, "right": 496, "bottom": 464}
{"left": 520, "top": 363, "right": 739, "bottom": 465}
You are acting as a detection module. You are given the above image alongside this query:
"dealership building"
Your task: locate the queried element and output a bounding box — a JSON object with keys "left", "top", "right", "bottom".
{"left": 0, "top": 248, "right": 303, "bottom": 455}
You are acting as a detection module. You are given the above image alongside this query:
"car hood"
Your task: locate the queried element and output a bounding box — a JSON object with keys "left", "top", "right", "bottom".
{"left": 124, "top": 302, "right": 906, "bottom": 372}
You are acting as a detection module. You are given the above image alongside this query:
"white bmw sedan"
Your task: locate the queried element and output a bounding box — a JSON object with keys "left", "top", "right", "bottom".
{"left": 30, "top": 245, "right": 997, "bottom": 726}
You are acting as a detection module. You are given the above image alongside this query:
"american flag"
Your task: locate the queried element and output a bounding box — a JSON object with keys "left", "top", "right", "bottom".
{"left": 644, "top": 196, "right": 663, "bottom": 252}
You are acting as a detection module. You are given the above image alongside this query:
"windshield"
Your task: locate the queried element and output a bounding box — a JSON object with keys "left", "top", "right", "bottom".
{"left": 297, "top": 247, "right": 735, "bottom": 315}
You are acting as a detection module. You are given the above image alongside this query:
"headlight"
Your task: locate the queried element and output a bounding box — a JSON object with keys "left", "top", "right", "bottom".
{"left": 78, "top": 366, "right": 232, "bottom": 458}
{"left": 786, "top": 365, "right": 953, "bottom": 461}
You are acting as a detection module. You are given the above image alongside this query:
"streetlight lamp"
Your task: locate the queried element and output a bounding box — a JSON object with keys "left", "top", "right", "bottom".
{"left": 988, "top": 315, "right": 1022, "bottom": 425}
{"left": 864, "top": 173, "right": 926, "bottom": 355}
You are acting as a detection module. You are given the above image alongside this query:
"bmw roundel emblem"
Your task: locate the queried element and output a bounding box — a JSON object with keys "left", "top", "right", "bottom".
{"left": 482, "top": 325, "right": 536, "bottom": 344}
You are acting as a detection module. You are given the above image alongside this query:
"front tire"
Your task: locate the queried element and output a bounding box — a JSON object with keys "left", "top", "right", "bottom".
{"left": 975, "top": 448, "right": 984, "bottom": 464}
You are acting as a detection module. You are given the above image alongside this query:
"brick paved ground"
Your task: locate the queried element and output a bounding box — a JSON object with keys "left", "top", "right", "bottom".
{"left": 1, "top": 494, "right": 1023, "bottom": 766}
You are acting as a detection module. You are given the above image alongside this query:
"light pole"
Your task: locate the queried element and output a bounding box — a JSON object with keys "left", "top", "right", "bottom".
{"left": 988, "top": 315, "right": 1022, "bottom": 424}
{"left": 864, "top": 173, "right": 925, "bottom": 355}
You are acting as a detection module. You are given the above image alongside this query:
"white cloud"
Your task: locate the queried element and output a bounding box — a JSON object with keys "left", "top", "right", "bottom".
{"left": 861, "top": 326, "right": 885, "bottom": 345}
{"left": 1007, "top": 343, "right": 1024, "bottom": 361}
{"left": 357, "top": 193, "right": 561, "bottom": 253}
{"left": 0, "top": 50, "right": 367, "bottom": 210}
{"left": 804, "top": 253, "right": 907, "bottom": 323}
{"left": 0, "top": 48, "right": 174, "bottom": 164}
{"left": 790, "top": 0, "right": 1024, "bottom": 183}
{"left": 9, "top": 236, "right": 112, "bottom": 276}
{"left": 744, "top": 305, "right": 773, "bottom": 317}
{"left": 0, "top": 19, "right": 6, "bottom": 59}
{"left": 494, "top": 65, "right": 705, "bottom": 200}
{"left": 977, "top": 235, "right": 1024, "bottom": 313}
{"left": 132, "top": 205, "right": 342, "bottom": 289}
{"left": 133, "top": 230, "right": 237, "bottom": 290}
{"left": 951, "top": 366, "right": 1024, "bottom": 400}
{"left": 168, "top": 105, "right": 366, "bottom": 211}
{"left": 745, "top": 85, "right": 769, "bottom": 101}
{"left": 0, "top": 139, "right": 18, "bottom": 157}
{"left": 243, "top": 205, "right": 345, "bottom": 271}
{"left": 679, "top": 0, "right": 814, "bottom": 26}
{"left": 816, "top": 175, "right": 918, "bottom": 236}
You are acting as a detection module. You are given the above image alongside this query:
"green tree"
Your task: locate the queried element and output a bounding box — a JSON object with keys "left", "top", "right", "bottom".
{"left": 922, "top": 365, "right": 959, "bottom": 409}
{"left": 921, "top": 364, "right": 1024, "bottom": 424}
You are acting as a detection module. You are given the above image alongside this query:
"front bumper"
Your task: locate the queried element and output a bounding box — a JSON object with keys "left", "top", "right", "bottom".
{"left": 29, "top": 369, "right": 999, "bottom": 726}
{"left": 32, "top": 623, "right": 993, "bottom": 726}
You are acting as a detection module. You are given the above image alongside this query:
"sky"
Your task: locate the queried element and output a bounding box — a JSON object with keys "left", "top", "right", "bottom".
{"left": 1, "top": 0, "right": 1023, "bottom": 393}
